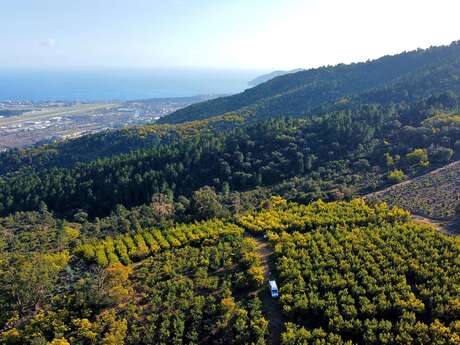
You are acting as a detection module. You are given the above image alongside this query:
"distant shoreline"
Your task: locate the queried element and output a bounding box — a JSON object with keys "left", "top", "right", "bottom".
{"left": 0, "top": 68, "right": 262, "bottom": 102}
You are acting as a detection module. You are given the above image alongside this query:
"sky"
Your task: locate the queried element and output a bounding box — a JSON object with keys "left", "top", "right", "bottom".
{"left": 1, "top": 0, "right": 460, "bottom": 70}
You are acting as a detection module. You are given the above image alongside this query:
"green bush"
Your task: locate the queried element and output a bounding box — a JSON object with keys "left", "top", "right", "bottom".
{"left": 388, "top": 169, "right": 407, "bottom": 183}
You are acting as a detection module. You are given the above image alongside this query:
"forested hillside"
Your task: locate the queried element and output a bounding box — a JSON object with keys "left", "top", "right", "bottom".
{"left": 1, "top": 41, "right": 460, "bottom": 345}
{"left": 160, "top": 41, "right": 460, "bottom": 124}
{"left": 1, "top": 91, "right": 459, "bottom": 219}
{"left": 1, "top": 43, "right": 459, "bottom": 221}
{"left": 0, "top": 114, "right": 243, "bottom": 176}
{"left": 248, "top": 69, "right": 303, "bottom": 86}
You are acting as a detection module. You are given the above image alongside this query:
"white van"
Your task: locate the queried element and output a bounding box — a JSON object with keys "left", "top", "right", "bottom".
{"left": 269, "top": 280, "right": 279, "bottom": 298}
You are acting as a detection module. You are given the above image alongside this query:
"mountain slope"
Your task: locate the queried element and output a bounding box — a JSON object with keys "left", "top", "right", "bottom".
{"left": 1, "top": 93, "right": 459, "bottom": 219}
{"left": 1, "top": 42, "right": 460, "bottom": 220}
{"left": 247, "top": 69, "right": 303, "bottom": 86}
{"left": 160, "top": 41, "right": 460, "bottom": 124}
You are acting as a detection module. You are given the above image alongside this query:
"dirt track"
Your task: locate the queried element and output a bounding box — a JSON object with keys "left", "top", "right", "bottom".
{"left": 411, "top": 214, "right": 458, "bottom": 236}
{"left": 246, "top": 233, "right": 286, "bottom": 345}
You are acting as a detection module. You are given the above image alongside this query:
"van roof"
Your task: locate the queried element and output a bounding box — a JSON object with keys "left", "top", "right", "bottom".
{"left": 269, "top": 280, "right": 277, "bottom": 289}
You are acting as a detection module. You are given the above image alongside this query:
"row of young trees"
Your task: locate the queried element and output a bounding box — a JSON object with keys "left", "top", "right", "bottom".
{"left": 75, "top": 219, "right": 244, "bottom": 266}
{"left": 125, "top": 237, "right": 267, "bottom": 345}
{"left": 1, "top": 232, "right": 267, "bottom": 344}
{"left": 281, "top": 319, "right": 460, "bottom": 345}
{"left": 238, "top": 197, "right": 410, "bottom": 234}
{"left": 267, "top": 200, "right": 460, "bottom": 344}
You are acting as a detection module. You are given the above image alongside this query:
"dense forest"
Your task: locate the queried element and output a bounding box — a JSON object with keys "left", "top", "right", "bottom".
{"left": 0, "top": 94, "right": 459, "bottom": 219}
{"left": 1, "top": 42, "right": 460, "bottom": 344}
{"left": 1, "top": 43, "right": 460, "bottom": 220}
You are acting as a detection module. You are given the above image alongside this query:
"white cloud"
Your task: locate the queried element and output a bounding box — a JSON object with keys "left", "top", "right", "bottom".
{"left": 41, "top": 37, "right": 56, "bottom": 48}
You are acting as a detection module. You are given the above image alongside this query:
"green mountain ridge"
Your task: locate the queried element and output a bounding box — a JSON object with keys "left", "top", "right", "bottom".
{"left": 160, "top": 40, "right": 460, "bottom": 124}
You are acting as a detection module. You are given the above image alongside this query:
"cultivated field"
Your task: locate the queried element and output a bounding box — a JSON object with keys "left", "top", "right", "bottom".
{"left": 367, "top": 161, "right": 460, "bottom": 220}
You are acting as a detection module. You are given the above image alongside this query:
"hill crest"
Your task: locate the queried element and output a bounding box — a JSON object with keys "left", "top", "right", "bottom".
{"left": 159, "top": 40, "right": 460, "bottom": 124}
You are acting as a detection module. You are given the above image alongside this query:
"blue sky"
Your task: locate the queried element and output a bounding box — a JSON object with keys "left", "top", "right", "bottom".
{"left": 2, "top": 0, "right": 460, "bottom": 69}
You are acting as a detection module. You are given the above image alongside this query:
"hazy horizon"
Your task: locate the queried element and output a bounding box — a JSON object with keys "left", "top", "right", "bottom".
{"left": 2, "top": 0, "right": 460, "bottom": 71}
{"left": 0, "top": 68, "right": 265, "bottom": 102}
{"left": 3, "top": 0, "right": 460, "bottom": 101}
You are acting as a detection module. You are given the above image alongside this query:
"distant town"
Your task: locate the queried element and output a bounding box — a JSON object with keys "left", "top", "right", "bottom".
{"left": 0, "top": 95, "right": 217, "bottom": 150}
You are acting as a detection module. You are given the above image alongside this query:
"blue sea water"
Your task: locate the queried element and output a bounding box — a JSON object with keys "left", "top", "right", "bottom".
{"left": 0, "top": 68, "right": 264, "bottom": 102}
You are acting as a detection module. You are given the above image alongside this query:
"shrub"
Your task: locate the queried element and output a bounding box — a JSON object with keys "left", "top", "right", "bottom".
{"left": 429, "top": 146, "right": 453, "bottom": 164}
{"left": 388, "top": 169, "right": 407, "bottom": 183}
{"left": 405, "top": 148, "right": 429, "bottom": 168}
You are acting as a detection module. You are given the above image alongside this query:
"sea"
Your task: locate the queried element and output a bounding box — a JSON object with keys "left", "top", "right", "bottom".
{"left": 0, "top": 68, "right": 264, "bottom": 102}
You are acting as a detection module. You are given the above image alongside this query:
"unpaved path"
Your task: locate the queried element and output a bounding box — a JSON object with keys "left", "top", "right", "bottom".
{"left": 411, "top": 214, "right": 458, "bottom": 236}
{"left": 246, "top": 233, "right": 287, "bottom": 345}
